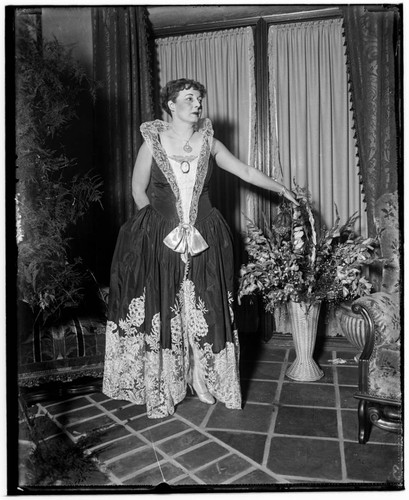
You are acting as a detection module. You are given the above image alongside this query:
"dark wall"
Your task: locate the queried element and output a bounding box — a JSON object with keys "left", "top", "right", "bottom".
{"left": 41, "top": 8, "right": 107, "bottom": 282}
{"left": 42, "top": 8, "right": 93, "bottom": 73}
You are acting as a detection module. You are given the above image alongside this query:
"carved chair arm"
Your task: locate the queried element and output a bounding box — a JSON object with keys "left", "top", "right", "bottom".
{"left": 352, "top": 292, "right": 401, "bottom": 399}
{"left": 352, "top": 292, "right": 400, "bottom": 345}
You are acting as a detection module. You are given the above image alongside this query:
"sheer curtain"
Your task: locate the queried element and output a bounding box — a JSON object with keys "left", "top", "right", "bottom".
{"left": 269, "top": 18, "right": 367, "bottom": 235}
{"left": 156, "top": 28, "right": 256, "bottom": 247}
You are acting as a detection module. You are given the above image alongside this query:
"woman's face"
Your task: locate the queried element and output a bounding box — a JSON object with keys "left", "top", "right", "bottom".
{"left": 169, "top": 88, "right": 203, "bottom": 123}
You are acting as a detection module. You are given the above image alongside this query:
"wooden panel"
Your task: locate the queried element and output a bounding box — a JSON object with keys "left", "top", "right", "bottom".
{"left": 149, "top": 5, "right": 341, "bottom": 37}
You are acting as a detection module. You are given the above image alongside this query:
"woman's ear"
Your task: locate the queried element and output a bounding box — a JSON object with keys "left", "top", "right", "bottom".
{"left": 168, "top": 100, "right": 175, "bottom": 112}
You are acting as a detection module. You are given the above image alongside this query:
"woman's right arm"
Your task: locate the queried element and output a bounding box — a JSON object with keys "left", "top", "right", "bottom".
{"left": 131, "top": 141, "right": 152, "bottom": 209}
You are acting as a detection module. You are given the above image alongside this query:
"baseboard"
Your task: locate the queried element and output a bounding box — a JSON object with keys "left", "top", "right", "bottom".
{"left": 19, "top": 377, "right": 103, "bottom": 406}
{"left": 267, "top": 333, "right": 357, "bottom": 350}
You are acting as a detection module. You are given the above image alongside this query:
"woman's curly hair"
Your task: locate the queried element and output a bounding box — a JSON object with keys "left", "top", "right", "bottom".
{"left": 160, "top": 78, "right": 207, "bottom": 116}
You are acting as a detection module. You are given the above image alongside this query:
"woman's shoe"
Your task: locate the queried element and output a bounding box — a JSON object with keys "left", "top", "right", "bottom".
{"left": 192, "top": 367, "right": 215, "bottom": 405}
{"left": 186, "top": 363, "right": 215, "bottom": 405}
{"left": 188, "top": 382, "right": 215, "bottom": 405}
{"left": 187, "top": 346, "right": 216, "bottom": 405}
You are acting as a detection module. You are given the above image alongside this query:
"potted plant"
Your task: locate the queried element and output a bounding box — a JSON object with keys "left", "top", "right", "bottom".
{"left": 16, "top": 15, "right": 103, "bottom": 328}
{"left": 238, "top": 184, "right": 376, "bottom": 381}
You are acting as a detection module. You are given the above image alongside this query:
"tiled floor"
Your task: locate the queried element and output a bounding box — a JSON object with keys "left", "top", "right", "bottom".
{"left": 18, "top": 336, "right": 403, "bottom": 490}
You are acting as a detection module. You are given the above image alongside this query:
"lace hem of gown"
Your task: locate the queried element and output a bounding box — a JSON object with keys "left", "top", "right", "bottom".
{"left": 103, "top": 282, "right": 242, "bottom": 419}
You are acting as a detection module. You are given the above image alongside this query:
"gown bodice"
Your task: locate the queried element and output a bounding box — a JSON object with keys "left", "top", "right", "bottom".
{"left": 141, "top": 118, "right": 215, "bottom": 224}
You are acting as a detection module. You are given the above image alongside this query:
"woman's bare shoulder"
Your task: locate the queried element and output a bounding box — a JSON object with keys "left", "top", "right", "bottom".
{"left": 211, "top": 138, "right": 227, "bottom": 154}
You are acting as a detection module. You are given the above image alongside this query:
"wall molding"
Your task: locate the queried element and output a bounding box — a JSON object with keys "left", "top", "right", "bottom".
{"left": 152, "top": 7, "right": 342, "bottom": 38}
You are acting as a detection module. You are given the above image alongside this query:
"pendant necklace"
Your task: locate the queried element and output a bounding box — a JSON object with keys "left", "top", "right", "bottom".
{"left": 172, "top": 127, "right": 195, "bottom": 153}
{"left": 168, "top": 154, "right": 197, "bottom": 174}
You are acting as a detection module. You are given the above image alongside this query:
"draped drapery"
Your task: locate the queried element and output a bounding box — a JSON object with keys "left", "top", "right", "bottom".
{"left": 269, "top": 18, "right": 366, "bottom": 235}
{"left": 92, "top": 7, "right": 154, "bottom": 281}
{"left": 155, "top": 28, "right": 257, "bottom": 248}
{"left": 342, "top": 6, "right": 400, "bottom": 237}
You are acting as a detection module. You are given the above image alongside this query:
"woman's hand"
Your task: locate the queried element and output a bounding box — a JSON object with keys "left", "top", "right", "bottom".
{"left": 281, "top": 186, "right": 299, "bottom": 206}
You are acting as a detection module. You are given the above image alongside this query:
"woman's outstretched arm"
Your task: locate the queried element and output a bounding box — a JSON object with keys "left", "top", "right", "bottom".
{"left": 213, "top": 138, "right": 299, "bottom": 205}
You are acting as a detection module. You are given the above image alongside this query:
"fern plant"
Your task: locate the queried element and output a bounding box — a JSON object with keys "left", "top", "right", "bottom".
{"left": 16, "top": 15, "right": 103, "bottom": 325}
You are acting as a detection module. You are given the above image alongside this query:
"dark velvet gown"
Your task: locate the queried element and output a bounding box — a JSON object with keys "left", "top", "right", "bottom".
{"left": 102, "top": 118, "right": 242, "bottom": 418}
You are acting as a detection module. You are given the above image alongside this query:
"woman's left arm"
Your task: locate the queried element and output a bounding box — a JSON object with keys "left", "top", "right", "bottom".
{"left": 213, "top": 139, "right": 299, "bottom": 205}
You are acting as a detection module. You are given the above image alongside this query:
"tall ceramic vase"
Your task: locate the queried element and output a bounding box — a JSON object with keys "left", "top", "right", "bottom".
{"left": 286, "top": 300, "right": 324, "bottom": 382}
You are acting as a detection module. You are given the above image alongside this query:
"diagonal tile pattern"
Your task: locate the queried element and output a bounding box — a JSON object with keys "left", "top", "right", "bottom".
{"left": 19, "top": 337, "right": 403, "bottom": 489}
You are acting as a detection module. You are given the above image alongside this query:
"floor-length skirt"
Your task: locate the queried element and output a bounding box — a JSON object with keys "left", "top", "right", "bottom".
{"left": 102, "top": 204, "right": 242, "bottom": 418}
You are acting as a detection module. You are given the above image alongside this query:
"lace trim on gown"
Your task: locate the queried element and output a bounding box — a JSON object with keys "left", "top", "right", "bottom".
{"left": 140, "top": 118, "right": 214, "bottom": 227}
{"left": 189, "top": 120, "right": 213, "bottom": 225}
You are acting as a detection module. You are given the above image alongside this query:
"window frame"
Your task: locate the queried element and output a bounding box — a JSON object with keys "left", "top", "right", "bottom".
{"left": 152, "top": 7, "right": 343, "bottom": 174}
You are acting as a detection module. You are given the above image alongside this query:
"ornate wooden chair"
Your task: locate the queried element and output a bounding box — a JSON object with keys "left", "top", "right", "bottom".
{"left": 18, "top": 286, "right": 109, "bottom": 405}
{"left": 351, "top": 191, "right": 401, "bottom": 444}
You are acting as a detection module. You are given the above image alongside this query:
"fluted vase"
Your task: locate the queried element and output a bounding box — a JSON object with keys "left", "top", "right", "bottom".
{"left": 334, "top": 302, "right": 366, "bottom": 361}
{"left": 286, "top": 300, "right": 324, "bottom": 382}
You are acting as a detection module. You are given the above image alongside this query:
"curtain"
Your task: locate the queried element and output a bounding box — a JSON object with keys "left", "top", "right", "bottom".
{"left": 92, "top": 7, "right": 154, "bottom": 281}
{"left": 156, "top": 28, "right": 256, "bottom": 249}
{"left": 269, "top": 18, "right": 367, "bottom": 235}
{"left": 342, "top": 6, "right": 400, "bottom": 236}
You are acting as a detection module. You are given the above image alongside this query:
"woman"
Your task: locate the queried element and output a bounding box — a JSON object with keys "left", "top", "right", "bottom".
{"left": 102, "top": 78, "right": 298, "bottom": 419}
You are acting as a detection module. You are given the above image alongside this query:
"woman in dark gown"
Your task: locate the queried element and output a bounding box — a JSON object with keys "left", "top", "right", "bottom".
{"left": 102, "top": 78, "right": 298, "bottom": 418}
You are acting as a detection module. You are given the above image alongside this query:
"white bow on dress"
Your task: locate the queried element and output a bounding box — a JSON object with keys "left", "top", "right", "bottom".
{"left": 163, "top": 223, "right": 209, "bottom": 263}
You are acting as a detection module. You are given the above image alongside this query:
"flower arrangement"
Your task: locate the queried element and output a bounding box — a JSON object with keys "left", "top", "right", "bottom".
{"left": 238, "top": 184, "right": 376, "bottom": 312}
